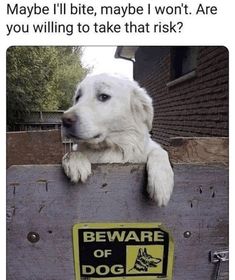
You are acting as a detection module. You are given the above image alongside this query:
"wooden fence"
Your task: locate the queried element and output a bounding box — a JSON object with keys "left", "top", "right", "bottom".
{"left": 6, "top": 135, "right": 229, "bottom": 280}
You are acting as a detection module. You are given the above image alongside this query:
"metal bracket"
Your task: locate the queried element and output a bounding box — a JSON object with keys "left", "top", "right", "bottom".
{"left": 210, "top": 249, "right": 229, "bottom": 263}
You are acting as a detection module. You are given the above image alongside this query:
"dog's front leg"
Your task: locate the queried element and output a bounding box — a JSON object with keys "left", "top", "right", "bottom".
{"left": 146, "top": 143, "right": 174, "bottom": 206}
{"left": 62, "top": 152, "right": 92, "bottom": 183}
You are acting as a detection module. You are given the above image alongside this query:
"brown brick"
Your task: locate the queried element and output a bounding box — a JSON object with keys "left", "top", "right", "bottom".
{"left": 134, "top": 46, "right": 228, "bottom": 146}
{"left": 7, "top": 130, "right": 64, "bottom": 167}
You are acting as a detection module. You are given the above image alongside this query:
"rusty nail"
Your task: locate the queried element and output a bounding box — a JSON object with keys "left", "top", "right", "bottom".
{"left": 27, "top": 232, "right": 40, "bottom": 243}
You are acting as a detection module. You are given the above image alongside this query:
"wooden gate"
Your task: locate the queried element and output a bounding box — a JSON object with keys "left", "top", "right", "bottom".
{"left": 6, "top": 137, "right": 229, "bottom": 280}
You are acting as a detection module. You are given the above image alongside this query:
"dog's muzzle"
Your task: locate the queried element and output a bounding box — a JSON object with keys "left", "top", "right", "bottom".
{"left": 62, "top": 112, "right": 77, "bottom": 129}
{"left": 62, "top": 111, "right": 103, "bottom": 141}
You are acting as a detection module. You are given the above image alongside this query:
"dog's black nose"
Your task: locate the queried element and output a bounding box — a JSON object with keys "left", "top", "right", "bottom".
{"left": 62, "top": 112, "right": 77, "bottom": 128}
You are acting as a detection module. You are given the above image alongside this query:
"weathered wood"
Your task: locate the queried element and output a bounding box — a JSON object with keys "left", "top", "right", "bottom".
{"left": 7, "top": 164, "right": 228, "bottom": 280}
{"left": 169, "top": 137, "right": 228, "bottom": 165}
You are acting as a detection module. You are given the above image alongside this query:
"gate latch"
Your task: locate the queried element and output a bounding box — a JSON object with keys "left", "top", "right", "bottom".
{"left": 210, "top": 249, "right": 229, "bottom": 263}
{"left": 210, "top": 249, "right": 229, "bottom": 280}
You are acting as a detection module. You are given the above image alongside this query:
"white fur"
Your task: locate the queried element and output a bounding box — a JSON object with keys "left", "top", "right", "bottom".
{"left": 62, "top": 73, "right": 174, "bottom": 206}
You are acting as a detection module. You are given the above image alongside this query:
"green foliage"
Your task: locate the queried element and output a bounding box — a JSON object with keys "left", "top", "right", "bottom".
{"left": 7, "top": 46, "right": 89, "bottom": 129}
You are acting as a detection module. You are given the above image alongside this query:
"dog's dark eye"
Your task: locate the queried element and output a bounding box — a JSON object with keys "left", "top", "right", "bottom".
{"left": 97, "top": 94, "right": 111, "bottom": 102}
{"left": 75, "top": 89, "right": 82, "bottom": 103}
{"left": 75, "top": 95, "right": 81, "bottom": 103}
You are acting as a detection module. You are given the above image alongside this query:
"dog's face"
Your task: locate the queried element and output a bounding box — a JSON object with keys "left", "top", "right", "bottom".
{"left": 62, "top": 73, "right": 153, "bottom": 145}
{"left": 132, "top": 248, "right": 161, "bottom": 272}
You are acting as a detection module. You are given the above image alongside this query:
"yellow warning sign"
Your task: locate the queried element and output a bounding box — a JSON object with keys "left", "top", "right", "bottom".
{"left": 72, "top": 223, "right": 174, "bottom": 280}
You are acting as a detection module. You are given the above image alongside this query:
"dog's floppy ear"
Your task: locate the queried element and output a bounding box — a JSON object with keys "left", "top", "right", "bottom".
{"left": 131, "top": 82, "right": 153, "bottom": 131}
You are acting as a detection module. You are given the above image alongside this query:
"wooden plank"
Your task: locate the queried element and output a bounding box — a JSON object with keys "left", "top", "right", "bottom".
{"left": 7, "top": 164, "right": 228, "bottom": 280}
{"left": 169, "top": 137, "right": 228, "bottom": 165}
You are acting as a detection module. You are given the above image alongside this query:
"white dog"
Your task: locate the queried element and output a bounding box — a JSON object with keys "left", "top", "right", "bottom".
{"left": 62, "top": 73, "right": 174, "bottom": 206}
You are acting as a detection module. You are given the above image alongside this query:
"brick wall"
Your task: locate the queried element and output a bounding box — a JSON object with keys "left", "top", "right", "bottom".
{"left": 7, "top": 130, "right": 64, "bottom": 167}
{"left": 134, "top": 46, "right": 229, "bottom": 146}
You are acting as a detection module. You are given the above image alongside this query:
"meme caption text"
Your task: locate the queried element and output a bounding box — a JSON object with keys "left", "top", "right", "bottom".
{"left": 6, "top": 2, "right": 218, "bottom": 36}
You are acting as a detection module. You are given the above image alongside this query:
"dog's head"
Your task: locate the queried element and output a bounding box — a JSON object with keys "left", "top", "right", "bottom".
{"left": 137, "top": 248, "right": 161, "bottom": 267}
{"left": 131, "top": 248, "right": 161, "bottom": 272}
{"left": 62, "top": 73, "right": 153, "bottom": 145}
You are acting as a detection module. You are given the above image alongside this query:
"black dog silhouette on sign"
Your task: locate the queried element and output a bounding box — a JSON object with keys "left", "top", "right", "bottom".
{"left": 129, "top": 248, "right": 161, "bottom": 272}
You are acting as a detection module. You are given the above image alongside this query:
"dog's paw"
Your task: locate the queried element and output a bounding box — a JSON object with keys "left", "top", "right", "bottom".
{"left": 62, "top": 152, "right": 92, "bottom": 183}
{"left": 147, "top": 166, "right": 174, "bottom": 206}
{"left": 147, "top": 150, "right": 174, "bottom": 207}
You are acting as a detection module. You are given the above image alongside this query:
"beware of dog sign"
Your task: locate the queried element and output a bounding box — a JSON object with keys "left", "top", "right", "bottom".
{"left": 72, "top": 223, "right": 174, "bottom": 280}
